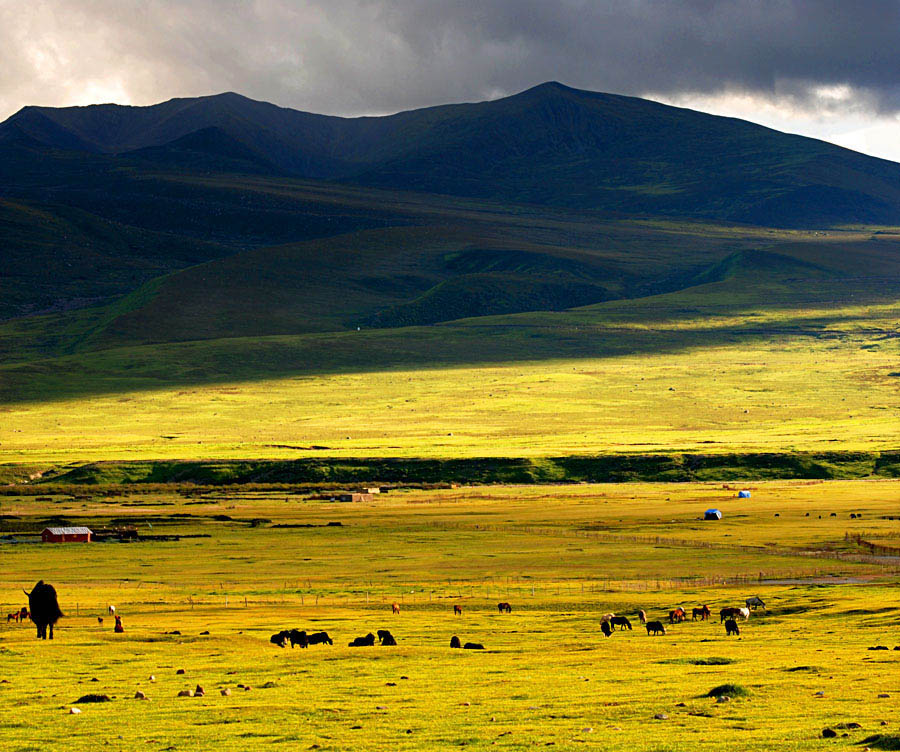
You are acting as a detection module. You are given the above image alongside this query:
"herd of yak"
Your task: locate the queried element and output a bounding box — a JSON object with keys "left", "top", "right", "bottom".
{"left": 10, "top": 581, "right": 764, "bottom": 647}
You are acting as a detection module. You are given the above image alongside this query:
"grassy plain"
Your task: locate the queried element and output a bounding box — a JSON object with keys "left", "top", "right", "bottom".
{"left": 1, "top": 482, "right": 899, "bottom": 750}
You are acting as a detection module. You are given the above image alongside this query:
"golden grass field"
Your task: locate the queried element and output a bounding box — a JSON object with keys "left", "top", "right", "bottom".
{"left": 1, "top": 481, "right": 898, "bottom": 750}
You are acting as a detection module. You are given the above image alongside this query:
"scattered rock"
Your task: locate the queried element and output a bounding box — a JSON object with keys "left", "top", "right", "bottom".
{"left": 675, "top": 702, "right": 686, "bottom": 707}
{"left": 376, "top": 706, "right": 387, "bottom": 710}
{"left": 221, "top": 688, "right": 231, "bottom": 696}
{"left": 175, "top": 669, "right": 185, "bottom": 675}
{"left": 582, "top": 728, "right": 593, "bottom": 733}
{"left": 134, "top": 691, "right": 148, "bottom": 700}
{"left": 400, "top": 676, "right": 409, "bottom": 680}
{"left": 462, "top": 702, "right": 470, "bottom": 706}
{"left": 654, "top": 713, "right": 668, "bottom": 720}
{"left": 199, "top": 631, "right": 209, "bottom": 635}
{"left": 75, "top": 694, "right": 111, "bottom": 703}
{"left": 815, "top": 691, "right": 826, "bottom": 697}
{"left": 89, "top": 678, "right": 99, "bottom": 683}
{"left": 169, "top": 631, "right": 181, "bottom": 636}
{"left": 835, "top": 722, "right": 862, "bottom": 730}
{"left": 69, "top": 707, "right": 81, "bottom": 715}
{"left": 822, "top": 728, "right": 837, "bottom": 738}
{"left": 260, "top": 681, "right": 277, "bottom": 689}
{"left": 385, "top": 682, "right": 396, "bottom": 686}
{"left": 878, "top": 693, "right": 890, "bottom": 698}
{"left": 868, "top": 646, "right": 889, "bottom": 651}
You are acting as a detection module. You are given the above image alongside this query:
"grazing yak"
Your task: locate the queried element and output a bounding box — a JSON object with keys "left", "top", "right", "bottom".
{"left": 453, "top": 605, "right": 462, "bottom": 615}
{"left": 497, "top": 602, "right": 512, "bottom": 614}
{"left": 725, "top": 619, "right": 740, "bottom": 636}
{"left": 601, "top": 621, "right": 612, "bottom": 638}
{"left": 463, "top": 642, "right": 484, "bottom": 650}
{"left": 288, "top": 629, "right": 308, "bottom": 648}
{"left": 692, "top": 605, "right": 711, "bottom": 621}
{"left": 646, "top": 621, "right": 667, "bottom": 636}
{"left": 377, "top": 630, "right": 397, "bottom": 646}
{"left": 306, "top": 631, "right": 333, "bottom": 646}
{"left": 610, "top": 616, "right": 632, "bottom": 631}
{"left": 271, "top": 630, "right": 290, "bottom": 647}
{"left": 745, "top": 596, "right": 766, "bottom": 610}
{"left": 25, "top": 581, "right": 63, "bottom": 640}
{"left": 349, "top": 633, "right": 376, "bottom": 647}
{"left": 450, "top": 635, "right": 462, "bottom": 648}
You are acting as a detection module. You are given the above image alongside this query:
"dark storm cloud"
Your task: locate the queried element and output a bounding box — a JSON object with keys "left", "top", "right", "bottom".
{"left": 2, "top": 0, "right": 900, "bottom": 119}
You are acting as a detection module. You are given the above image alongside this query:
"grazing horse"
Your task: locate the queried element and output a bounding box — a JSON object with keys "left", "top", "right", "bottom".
{"left": 610, "top": 616, "right": 632, "bottom": 631}
{"left": 600, "top": 613, "right": 615, "bottom": 624}
{"left": 738, "top": 607, "right": 750, "bottom": 621}
{"left": 745, "top": 596, "right": 766, "bottom": 610}
{"left": 692, "top": 605, "right": 711, "bottom": 621}
{"left": 719, "top": 607, "right": 741, "bottom": 622}
{"left": 348, "top": 633, "right": 376, "bottom": 647}
{"left": 724, "top": 619, "right": 740, "bottom": 636}
{"left": 450, "top": 635, "right": 461, "bottom": 648}
{"left": 668, "top": 607, "right": 686, "bottom": 624}
{"left": 453, "top": 605, "right": 462, "bottom": 615}
{"left": 6, "top": 612, "right": 17, "bottom": 623}
{"left": 646, "top": 621, "right": 667, "bottom": 636}
{"left": 391, "top": 602, "right": 400, "bottom": 614}
{"left": 497, "top": 602, "right": 512, "bottom": 614}
{"left": 108, "top": 605, "right": 116, "bottom": 615}
{"left": 637, "top": 610, "right": 647, "bottom": 624}
{"left": 601, "top": 621, "right": 612, "bottom": 638}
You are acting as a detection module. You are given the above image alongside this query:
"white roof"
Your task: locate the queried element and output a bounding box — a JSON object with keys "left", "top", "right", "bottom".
{"left": 43, "top": 527, "right": 92, "bottom": 535}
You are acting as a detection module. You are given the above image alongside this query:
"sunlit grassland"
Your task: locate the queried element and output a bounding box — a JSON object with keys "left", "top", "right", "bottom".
{"left": 2, "top": 297, "right": 899, "bottom": 464}
{"left": 0, "top": 481, "right": 898, "bottom": 750}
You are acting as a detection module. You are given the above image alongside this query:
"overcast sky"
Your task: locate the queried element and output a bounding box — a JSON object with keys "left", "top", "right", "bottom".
{"left": 3, "top": 0, "right": 900, "bottom": 160}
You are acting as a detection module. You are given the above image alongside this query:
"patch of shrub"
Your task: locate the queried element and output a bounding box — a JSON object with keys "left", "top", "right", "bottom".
{"left": 661, "top": 657, "right": 735, "bottom": 666}
{"left": 705, "top": 683, "right": 750, "bottom": 698}
{"left": 859, "top": 735, "right": 900, "bottom": 750}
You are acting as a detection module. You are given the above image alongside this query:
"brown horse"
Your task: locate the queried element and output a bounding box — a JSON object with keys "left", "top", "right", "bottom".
{"left": 692, "top": 605, "right": 711, "bottom": 621}
{"left": 637, "top": 609, "right": 647, "bottom": 624}
{"left": 720, "top": 607, "right": 741, "bottom": 622}
{"left": 391, "top": 602, "right": 400, "bottom": 614}
{"left": 497, "top": 602, "right": 512, "bottom": 614}
{"left": 668, "top": 607, "right": 686, "bottom": 624}
{"left": 453, "top": 605, "right": 462, "bottom": 615}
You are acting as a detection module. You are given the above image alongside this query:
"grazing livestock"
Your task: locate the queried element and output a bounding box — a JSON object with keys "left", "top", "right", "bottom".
{"left": 745, "top": 596, "right": 766, "bottom": 610}
{"left": 97, "top": 617, "right": 104, "bottom": 626}
{"left": 668, "top": 607, "right": 686, "bottom": 624}
{"left": 114, "top": 615, "right": 124, "bottom": 633}
{"left": 108, "top": 605, "right": 116, "bottom": 615}
{"left": 450, "top": 635, "right": 461, "bottom": 648}
{"left": 611, "top": 616, "right": 632, "bottom": 631}
{"left": 692, "top": 605, "right": 711, "bottom": 621}
{"left": 738, "top": 607, "right": 750, "bottom": 620}
{"left": 270, "top": 630, "right": 290, "bottom": 647}
{"left": 25, "top": 581, "right": 63, "bottom": 640}
{"left": 638, "top": 610, "right": 647, "bottom": 624}
{"left": 497, "top": 602, "right": 512, "bottom": 614}
{"left": 391, "top": 602, "right": 401, "bottom": 614}
{"left": 19, "top": 607, "right": 28, "bottom": 621}
{"left": 348, "top": 633, "right": 376, "bottom": 647}
{"left": 646, "top": 621, "right": 667, "bottom": 636}
{"left": 600, "top": 613, "right": 615, "bottom": 624}
{"left": 720, "top": 607, "right": 741, "bottom": 622}
{"left": 6, "top": 612, "right": 18, "bottom": 623}
{"left": 378, "top": 630, "right": 397, "bottom": 646}
{"left": 601, "top": 621, "right": 612, "bottom": 638}
{"left": 288, "top": 629, "right": 308, "bottom": 648}
{"left": 453, "top": 605, "right": 462, "bottom": 615}
{"left": 306, "top": 631, "right": 332, "bottom": 646}
{"left": 463, "top": 642, "right": 484, "bottom": 649}
{"left": 725, "top": 619, "right": 740, "bottom": 636}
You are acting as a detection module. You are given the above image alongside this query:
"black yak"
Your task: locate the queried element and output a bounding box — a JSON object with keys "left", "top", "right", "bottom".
{"left": 25, "top": 581, "right": 62, "bottom": 640}
{"left": 463, "top": 642, "right": 484, "bottom": 649}
{"left": 270, "top": 630, "right": 290, "bottom": 647}
{"left": 450, "top": 635, "right": 461, "bottom": 648}
{"left": 348, "top": 633, "right": 376, "bottom": 647}
{"left": 601, "top": 621, "right": 612, "bottom": 638}
{"left": 725, "top": 619, "right": 740, "bottom": 636}
{"left": 378, "top": 630, "right": 397, "bottom": 646}
{"left": 646, "top": 620, "right": 667, "bottom": 636}
{"left": 306, "top": 631, "right": 332, "bottom": 645}
{"left": 288, "top": 629, "right": 308, "bottom": 648}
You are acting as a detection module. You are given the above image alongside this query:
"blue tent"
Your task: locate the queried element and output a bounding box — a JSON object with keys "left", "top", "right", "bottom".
{"left": 738, "top": 490, "right": 751, "bottom": 498}
{"left": 704, "top": 509, "right": 723, "bottom": 520}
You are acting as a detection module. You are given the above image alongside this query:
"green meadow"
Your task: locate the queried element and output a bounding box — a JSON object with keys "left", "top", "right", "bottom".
{"left": 1, "top": 482, "right": 899, "bottom": 751}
